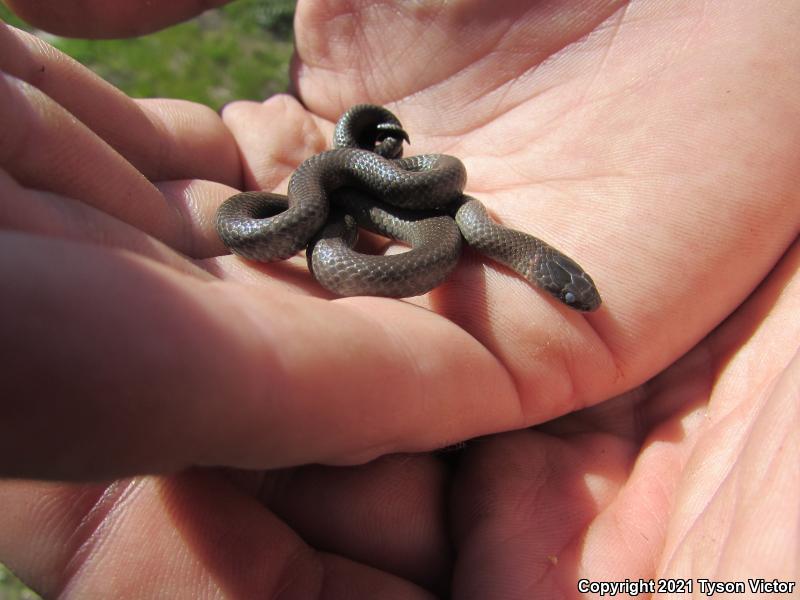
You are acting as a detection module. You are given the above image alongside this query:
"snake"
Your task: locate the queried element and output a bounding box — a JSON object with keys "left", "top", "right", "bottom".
{"left": 215, "top": 104, "right": 601, "bottom": 311}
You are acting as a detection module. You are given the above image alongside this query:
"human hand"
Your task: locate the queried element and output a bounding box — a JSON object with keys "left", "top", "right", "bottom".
{"left": 1, "top": 0, "right": 798, "bottom": 598}
{"left": 279, "top": 3, "right": 798, "bottom": 595}
{"left": 0, "top": 5, "right": 459, "bottom": 596}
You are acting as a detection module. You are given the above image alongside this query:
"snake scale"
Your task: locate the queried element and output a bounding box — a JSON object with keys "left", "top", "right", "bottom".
{"left": 215, "top": 104, "right": 601, "bottom": 311}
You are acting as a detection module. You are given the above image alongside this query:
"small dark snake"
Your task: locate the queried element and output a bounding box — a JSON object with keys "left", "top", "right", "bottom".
{"left": 215, "top": 105, "right": 601, "bottom": 311}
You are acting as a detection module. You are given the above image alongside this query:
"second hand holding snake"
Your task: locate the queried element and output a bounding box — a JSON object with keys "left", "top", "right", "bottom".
{"left": 215, "top": 105, "right": 601, "bottom": 311}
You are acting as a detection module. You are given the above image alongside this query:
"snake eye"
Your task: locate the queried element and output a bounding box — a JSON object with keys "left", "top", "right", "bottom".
{"left": 563, "top": 291, "right": 577, "bottom": 305}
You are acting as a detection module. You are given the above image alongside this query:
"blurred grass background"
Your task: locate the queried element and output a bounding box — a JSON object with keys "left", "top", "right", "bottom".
{"left": 0, "top": 1, "right": 295, "bottom": 597}
{"left": 0, "top": 0, "right": 295, "bottom": 109}
{"left": 0, "top": 564, "right": 39, "bottom": 600}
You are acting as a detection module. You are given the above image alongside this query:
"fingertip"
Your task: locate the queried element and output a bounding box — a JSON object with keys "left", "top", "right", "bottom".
{"left": 3, "top": 0, "right": 231, "bottom": 38}
{"left": 221, "top": 94, "right": 326, "bottom": 191}
{"left": 135, "top": 98, "right": 241, "bottom": 185}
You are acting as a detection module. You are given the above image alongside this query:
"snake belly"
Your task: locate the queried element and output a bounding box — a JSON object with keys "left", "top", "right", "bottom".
{"left": 215, "top": 104, "right": 602, "bottom": 311}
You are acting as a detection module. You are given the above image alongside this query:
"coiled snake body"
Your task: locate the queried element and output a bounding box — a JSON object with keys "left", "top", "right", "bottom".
{"left": 215, "top": 105, "right": 601, "bottom": 311}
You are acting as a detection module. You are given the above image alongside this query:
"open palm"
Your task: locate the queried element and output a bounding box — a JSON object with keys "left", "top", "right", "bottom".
{"left": 0, "top": 0, "right": 797, "bottom": 597}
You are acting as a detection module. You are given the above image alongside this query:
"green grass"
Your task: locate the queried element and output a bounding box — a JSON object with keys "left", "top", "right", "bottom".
{"left": 0, "top": 2, "right": 295, "bottom": 595}
{"left": 0, "top": 563, "right": 41, "bottom": 600}
{"left": 0, "top": 0, "right": 295, "bottom": 109}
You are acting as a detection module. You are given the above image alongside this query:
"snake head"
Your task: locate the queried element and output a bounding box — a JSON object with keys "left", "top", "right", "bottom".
{"left": 537, "top": 249, "right": 602, "bottom": 312}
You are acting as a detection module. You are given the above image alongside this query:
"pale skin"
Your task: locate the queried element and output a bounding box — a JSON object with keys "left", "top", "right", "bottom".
{"left": 0, "top": 0, "right": 797, "bottom": 597}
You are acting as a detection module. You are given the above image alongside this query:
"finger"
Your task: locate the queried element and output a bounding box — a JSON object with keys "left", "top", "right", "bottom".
{"left": 261, "top": 455, "right": 452, "bottom": 594}
{"left": 0, "top": 76, "right": 166, "bottom": 238}
{"left": 0, "top": 233, "right": 526, "bottom": 480}
{"left": 0, "top": 24, "right": 241, "bottom": 185}
{"left": 221, "top": 94, "right": 327, "bottom": 192}
{"left": 0, "top": 72, "right": 238, "bottom": 256}
{"left": 155, "top": 179, "right": 231, "bottom": 259}
{"left": 0, "top": 72, "right": 174, "bottom": 242}
{"left": 0, "top": 169, "right": 214, "bottom": 275}
{"left": 4, "top": 0, "right": 231, "bottom": 38}
{"left": 137, "top": 98, "right": 240, "bottom": 185}
{"left": 0, "top": 472, "right": 435, "bottom": 599}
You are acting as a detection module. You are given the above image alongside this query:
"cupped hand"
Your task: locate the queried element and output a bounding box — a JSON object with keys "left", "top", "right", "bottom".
{"left": 1, "top": 0, "right": 798, "bottom": 598}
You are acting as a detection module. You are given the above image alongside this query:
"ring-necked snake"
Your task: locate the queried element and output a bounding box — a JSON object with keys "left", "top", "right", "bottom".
{"left": 215, "top": 104, "right": 601, "bottom": 311}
